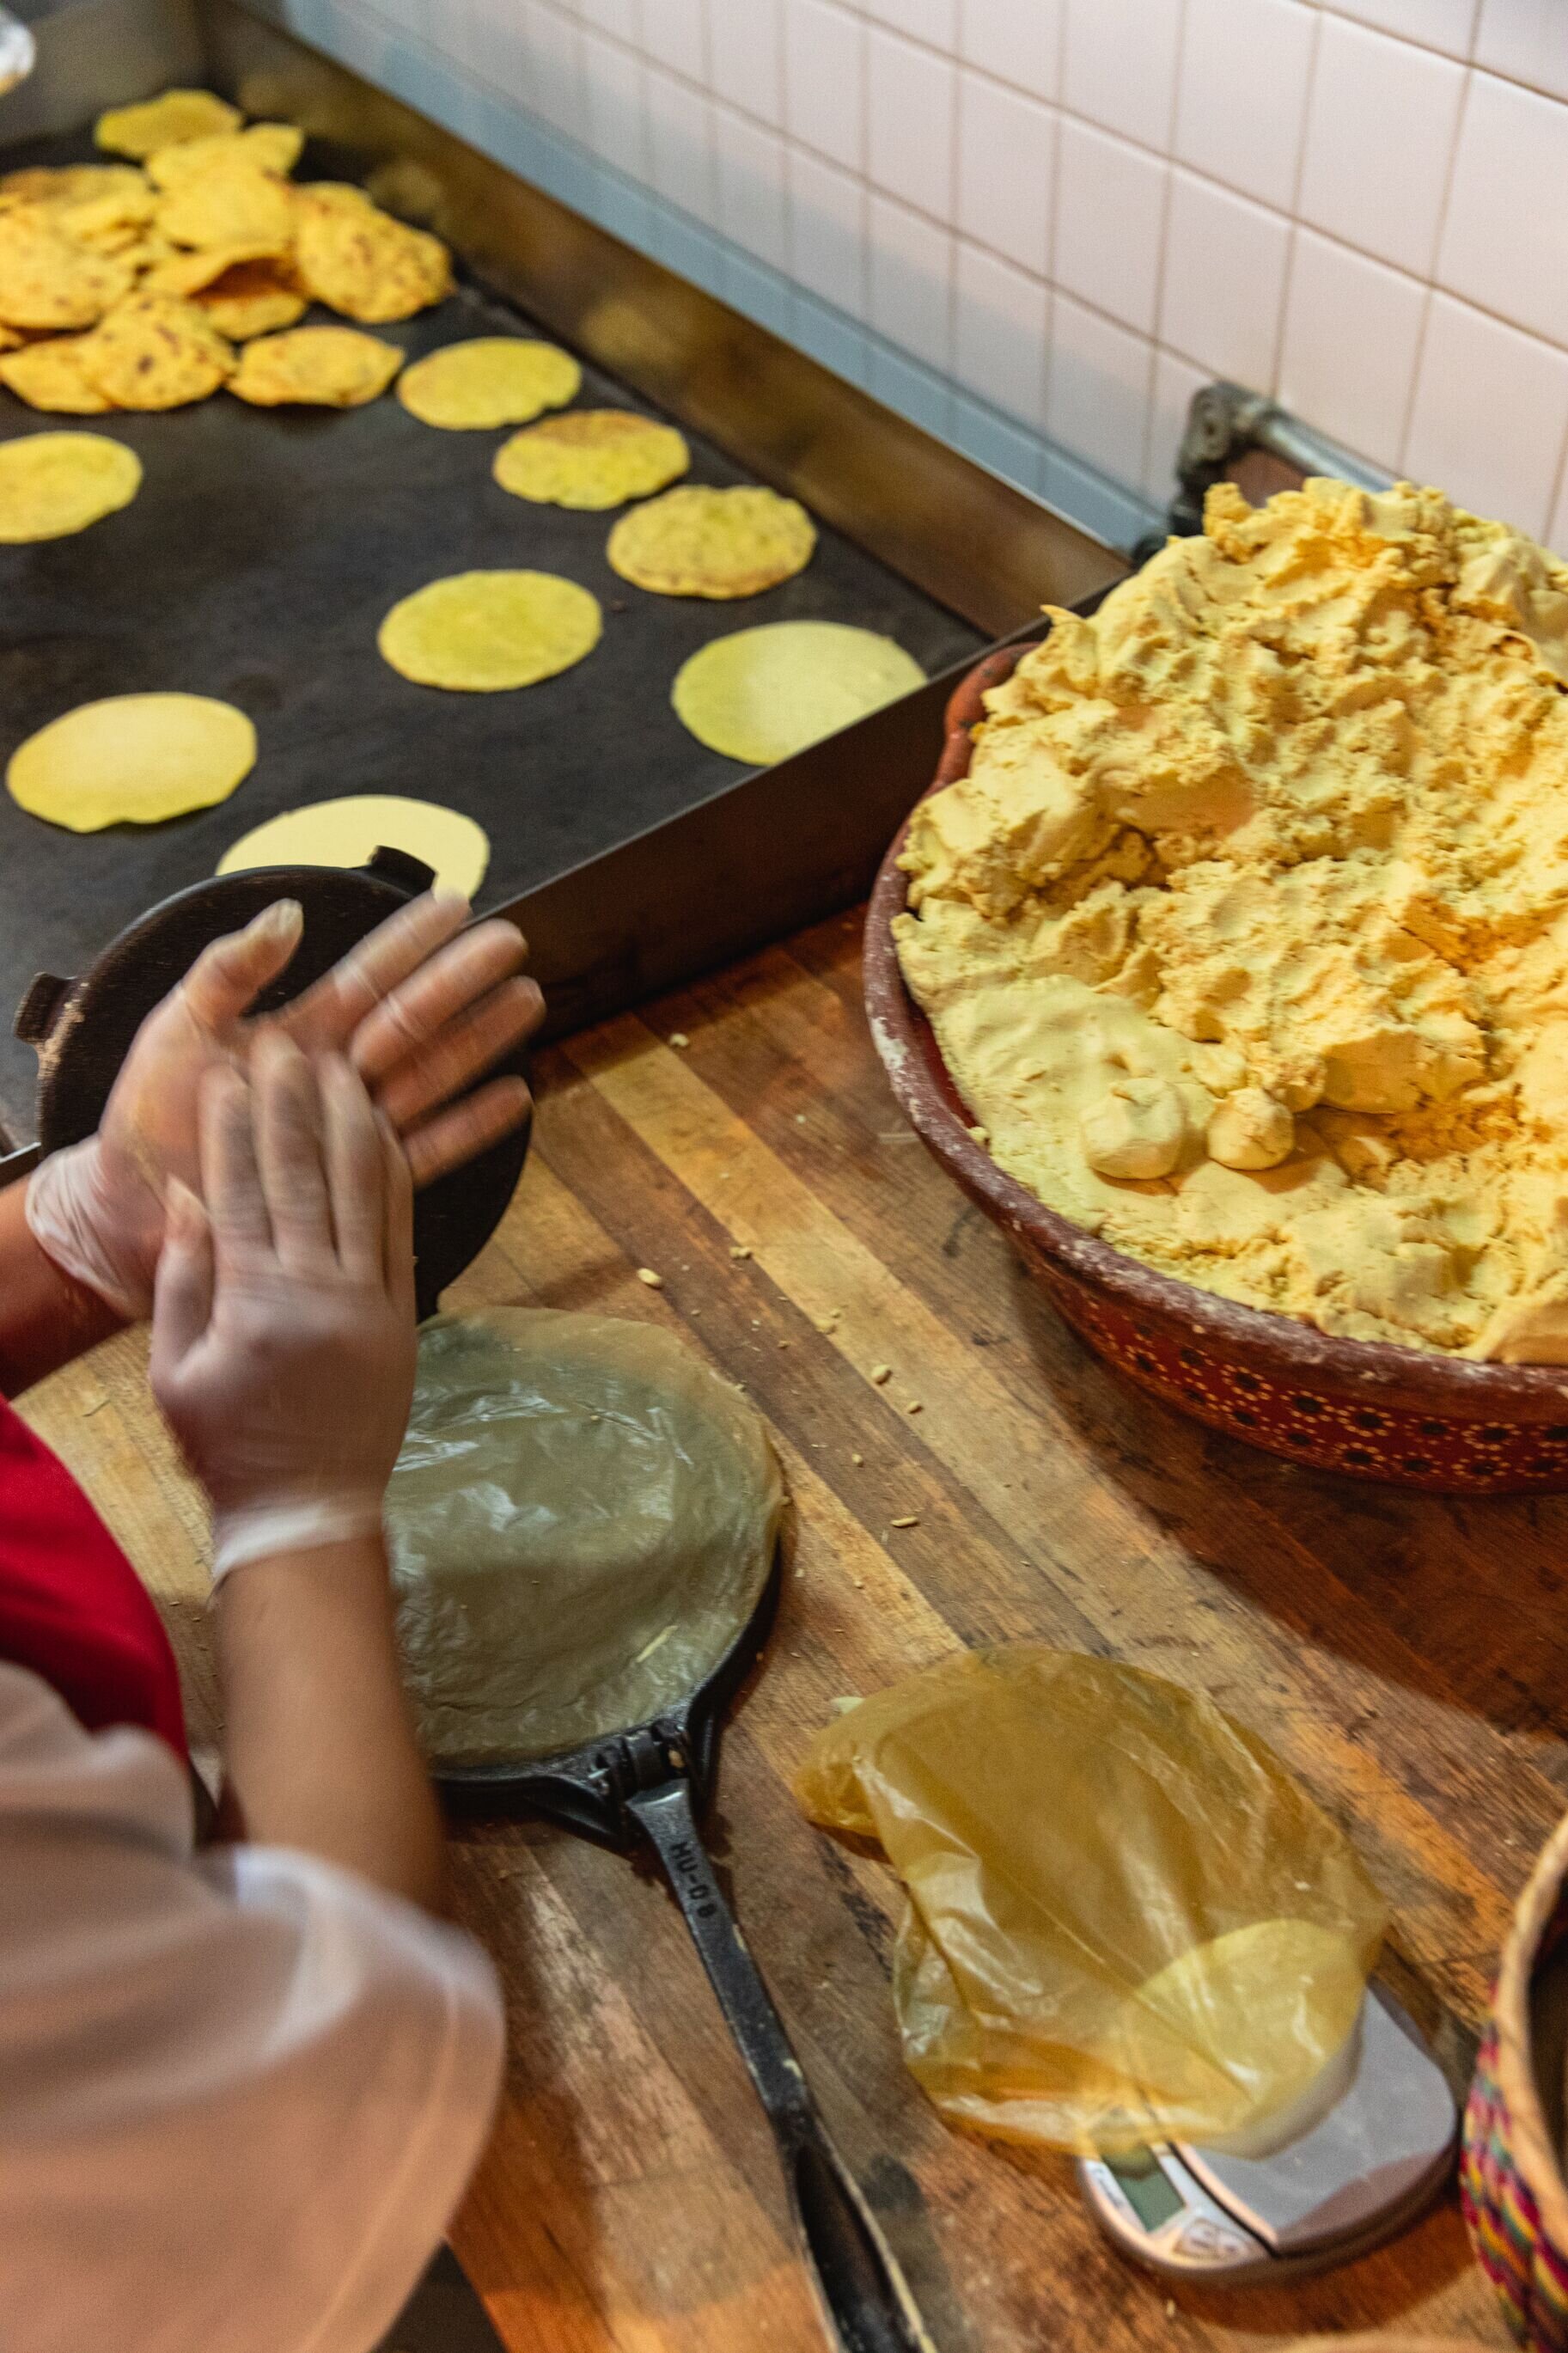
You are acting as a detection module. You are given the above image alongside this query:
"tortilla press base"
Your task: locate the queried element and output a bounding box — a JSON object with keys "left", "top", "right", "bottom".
{"left": 14, "top": 848, "right": 531, "bottom": 1321}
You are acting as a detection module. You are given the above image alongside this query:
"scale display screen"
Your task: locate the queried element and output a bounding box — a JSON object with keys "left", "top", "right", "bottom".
{"left": 1107, "top": 2157, "right": 1183, "bottom": 2233}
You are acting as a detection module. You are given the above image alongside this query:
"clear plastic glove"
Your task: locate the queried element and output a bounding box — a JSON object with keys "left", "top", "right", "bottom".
{"left": 27, "top": 889, "right": 541, "bottom": 1318}
{"left": 150, "top": 1033, "right": 418, "bottom": 1584}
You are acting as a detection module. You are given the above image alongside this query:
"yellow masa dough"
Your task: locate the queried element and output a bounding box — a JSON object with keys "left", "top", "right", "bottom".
{"left": 492, "top": 408, "right": 688, "bottom": 508}
{"left": 674, "top": 621, "right": 924, "bottom": 766}
{"left": 218, "top": 794, "right": 489, "bottom": 897}
{"left": 379, "top": 569, "right": 602, "bottom": 693}
{"left": 0, "top": 431, "right": 141, "bottom": 540}
{"left": 397, "top": 336, "right": 581, "bottom": 430}
{"left": 894, "top": 475, "right": 1568, "bottom": 1364}
{"left": 607, "top": 484, "right": 815, "bottom": 598}
{"left": 8, "top": 693, "right": 256, "bottom": 830}
{"left": 95, "top": 89, "right": 242, "bottom": 160}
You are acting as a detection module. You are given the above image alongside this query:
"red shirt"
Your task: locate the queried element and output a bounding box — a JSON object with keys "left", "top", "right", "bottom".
{"left": 0, "top": 1395, "right": 186, "bottom": 1756}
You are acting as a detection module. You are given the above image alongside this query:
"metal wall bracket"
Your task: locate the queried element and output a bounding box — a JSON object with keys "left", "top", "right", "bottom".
{"left": 1137, "top": 380, "right": 1396, "bottom": 563}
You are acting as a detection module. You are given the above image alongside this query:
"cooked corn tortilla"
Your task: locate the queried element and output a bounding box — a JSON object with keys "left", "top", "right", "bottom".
{"left": 607, "top": 484, "right": 816, "bottom": 598}
{"left": 397, "top": 335, "right": 581, "bottom": 429}
{"left": 0, "top": 339, "right": 113, "bottom": 414}
{"left": 229, "top": 324, "right": 403, "bottom": 407}
{"left": 95, "top": 89, "right": 242, "bottom": 161}
{"left": 674, "top": 621, "right": 924, "bottom": 766}
{"left": 292, "top": 191, "right": 451, "bottom": 324}
{"left": 387, "top": 1311, "right": 784, "bottom": 1768}
{"left": 492, "top": 408, "right": 688, "bottom": 508}
{"left": 218, "top": 794, "right": 489, "bottom": 897}
{"left": 80, "top": 292, "right": 234, "bottom": 408}
{"left": 378, "top": 568, "right": 602, "bottom": 693}
{"left": 8, "top": 692, "right": 256, "bottom": 830}
{"left": 0, "top": 431, "right": 141, "bottom": 540}
{"left": 0, "top": 211, "right": 131, "bottom": 331}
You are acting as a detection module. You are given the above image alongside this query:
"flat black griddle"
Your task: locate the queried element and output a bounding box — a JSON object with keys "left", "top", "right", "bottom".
{"left": 0, "top": 125, "right": 984, "bottom": 1128}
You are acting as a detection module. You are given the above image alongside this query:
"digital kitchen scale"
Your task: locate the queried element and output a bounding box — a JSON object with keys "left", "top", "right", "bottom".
{"left": 1078, "top": 1981, "right": 1458, "bottom": 2283}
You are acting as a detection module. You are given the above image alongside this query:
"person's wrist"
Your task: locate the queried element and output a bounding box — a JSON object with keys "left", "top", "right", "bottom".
{"left": 213, "top": 1525, "right": 393, "bottom": 1600}
{"left": 209, "top": 1487, "right": 388, "bottom": 1586}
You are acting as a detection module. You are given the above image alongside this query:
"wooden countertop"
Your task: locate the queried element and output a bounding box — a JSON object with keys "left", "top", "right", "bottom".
{"left": 20, "top": 902, "right": 1549, "bottom": 2353}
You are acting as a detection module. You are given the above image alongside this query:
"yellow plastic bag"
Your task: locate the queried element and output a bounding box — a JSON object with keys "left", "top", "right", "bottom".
{"left": 795, "top": 1647, "right": 1388, "bottom": 2156}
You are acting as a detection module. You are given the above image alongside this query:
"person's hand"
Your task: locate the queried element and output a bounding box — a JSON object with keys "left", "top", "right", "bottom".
{"left": 150, "top": 1033, "right": 418, "bottom": 1584}
{"left": 26, "top": 888, "right": 541, "bottom": 1318}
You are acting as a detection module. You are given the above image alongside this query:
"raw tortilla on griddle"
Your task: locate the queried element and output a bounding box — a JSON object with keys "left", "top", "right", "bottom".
{"left": 386, "top": 1311, "right": 784, "bottom": 1769}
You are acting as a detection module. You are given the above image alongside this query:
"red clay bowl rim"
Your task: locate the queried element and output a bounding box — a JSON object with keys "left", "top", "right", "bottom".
{"left": 864, "top": 639, "right": 1568, "bottom": 1415}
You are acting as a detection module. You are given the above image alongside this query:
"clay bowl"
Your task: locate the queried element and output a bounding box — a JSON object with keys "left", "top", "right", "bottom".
{"left": 863, "top": 641, "right": 1568, "bottom": 1491}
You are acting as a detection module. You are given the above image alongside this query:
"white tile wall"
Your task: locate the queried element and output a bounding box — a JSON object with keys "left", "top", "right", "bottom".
{"left": 1440, "top": 70, "right": 1568, "bottom": 347}
{"left": 1297, "top": 15, "right": 1466, "bottom": 277}
{"left": 783, "top": 0, "right": 863, "bottom": 169}
{"left": 579, "top": 28, "right": 644, "bottom": 171}
{"left": 1404, "top": 293, "right": 1568, "bottom": 538}
{"left": 640, "top": 0, "right": 705, "bottom": 82}
{"left": 644, "top": 63, "right": 713, "bottom": 219}
{"left": 1474, "top": 0, "right": 1568, "bottom": 99}
{"left": 1062, "top": 0, "right": 1182, "bottom": 151}
{"left": 867, "top": 25, "right": 955, "bottom": 217}
{"left": 1330, "top": 0, "right": 1477, "bottom": 55}
{"left": 712, "top": 107, "right": 789, "bottom": 272}
{"left": 955, "top": 238, "right": 1049, "bottom": 424}
{"left": 709, "top": 0, "right": 783, "bottom": 127}
{"left": 955, "top": 72, "right": 1053, "bottom": 276}
{"left": 1160, "top": 168, "right": 1290, "bottom": 387}
{"left": 355, "top": 0, "right": 1568, "bottom": 558}
{"left": 1277, "top": 229, "right": 1425, "bottom": 464}
{"left": 1046, "top": 290, "right": 1153, "bottom": 484}
{"left": 1174, "top": 0, "right": 1315, "bottom": 211}
{"left": 960, "top": 0, "right": 1059, "bottom": 102}
{"left": 789, "top": 146, "right": 866, "bottom": 310}
{"left": 1054, "top": 116, "right": 1166, "bottom": 336}
{"left": 867, "top": 192, "right": 954, "bottom": 370}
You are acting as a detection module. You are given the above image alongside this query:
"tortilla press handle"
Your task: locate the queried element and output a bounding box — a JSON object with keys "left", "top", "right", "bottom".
{"left": 364, "top": 845, "right": 437, "bottom": 896}
{"left": 628, "top": 1773, "right": 938, "bottom": 2353}
{"left": 14, "top": 971, "right": 78, "bottom": 1049}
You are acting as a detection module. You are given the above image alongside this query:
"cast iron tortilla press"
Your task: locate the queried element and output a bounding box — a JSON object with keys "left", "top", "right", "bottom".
{"left": 14, "top": 849, "right": 531, "bottom": 1322}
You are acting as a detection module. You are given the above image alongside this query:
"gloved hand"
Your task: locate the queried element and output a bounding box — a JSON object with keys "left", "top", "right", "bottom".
{"left": 26, "top": 888, "right": 541, "bottom": 1318}
{"left": 150, "top": 1032, "right": 417, "bottom": 1584}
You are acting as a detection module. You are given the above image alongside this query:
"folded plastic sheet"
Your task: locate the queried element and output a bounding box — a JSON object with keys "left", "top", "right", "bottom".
{"left": 386, "top": 1310, "right": 784, "bottom": 1768}
{"left": 795, "top": 1647, "right": 1388, "bottom": 2156}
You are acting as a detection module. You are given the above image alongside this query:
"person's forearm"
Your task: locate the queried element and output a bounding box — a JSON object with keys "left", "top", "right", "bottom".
{"left": 0, "top": 1176, "right": 125, "bottom": 1398}
{"left": 213, "top": 1533, "right": 448, "bottom": 1916}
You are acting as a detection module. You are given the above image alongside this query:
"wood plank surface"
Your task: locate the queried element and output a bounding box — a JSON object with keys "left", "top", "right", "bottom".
{"left": 20, "top": 901, "right": 1549, "bottom": 2353}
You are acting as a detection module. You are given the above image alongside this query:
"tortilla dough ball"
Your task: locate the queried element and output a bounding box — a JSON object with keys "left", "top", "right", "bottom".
{"left": 1207, "top": 1086, "right": 1295, "bottom": 1171}
{"left": 1080, "top": 1076, "right": 1187, "bottom": 1181}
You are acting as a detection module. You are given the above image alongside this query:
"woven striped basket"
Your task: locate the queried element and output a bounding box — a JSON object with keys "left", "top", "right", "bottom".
{"left": 1461, "top": 1809, "right": 1568, "bottom": 2349}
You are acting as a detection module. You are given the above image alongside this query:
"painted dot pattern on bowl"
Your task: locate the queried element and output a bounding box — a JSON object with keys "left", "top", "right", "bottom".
{"left": 1030, "top": 1252, "right": 1568, "bottom": 1493}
